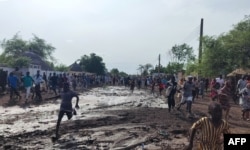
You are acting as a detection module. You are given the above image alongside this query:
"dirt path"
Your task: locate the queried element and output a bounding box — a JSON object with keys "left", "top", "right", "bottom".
{"left": 0, "top": 86, "right": 249, "bottom": 150}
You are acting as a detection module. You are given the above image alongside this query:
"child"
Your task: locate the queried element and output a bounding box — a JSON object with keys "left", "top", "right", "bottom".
{"left": 52, "top": 82, "right": 79, "bottom": 142}
{"left": 185, "top": 102, "right": 230, "bottom": 150}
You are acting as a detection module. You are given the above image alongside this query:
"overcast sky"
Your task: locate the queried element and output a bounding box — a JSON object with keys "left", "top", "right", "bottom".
{"left": 0, "top": 0, "right": 249, "bottom": 74}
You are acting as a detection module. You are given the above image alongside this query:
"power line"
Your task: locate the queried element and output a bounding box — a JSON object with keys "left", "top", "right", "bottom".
{"left": 180, "top": 25, "right": 200, "bottom": 44}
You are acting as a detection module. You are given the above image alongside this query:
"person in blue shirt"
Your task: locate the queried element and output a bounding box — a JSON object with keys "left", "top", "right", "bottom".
{"left": 8, "top": 72, "right": 22, "bottom": 100}
{"left": 22, "top": 72, "right": 34, "bottom": 103}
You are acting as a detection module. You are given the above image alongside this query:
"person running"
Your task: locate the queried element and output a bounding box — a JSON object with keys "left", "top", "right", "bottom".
{"left": 167, "top": 76, "right": 177, "bottom": 112}
{"left": 42, "top": 72, "right": 48, "bottom": 92}
{"left": 11, "top": 67, "right": 22, "bottom": 90}
{"left": 151, "top": 78, "right": 156, "bottom": 96}
{"left": 8, "top": 72, "right": 22, "bottom": 101}
{"left": 50, "top": 72, "right": 58, "bottom": 95}
{"left": 177, "top": 76, "right": 194, "bottom": 114}
{"left": 130, "top": 79, "right": 135, "bottom": 93}
{"left": 216, "top": 74, "right": 225, "bottom": 88}
{"left": 177, "top": 78, "right": 185, "bottom": 102}
{"left": 52, "top": 82, "right": 79, "bottom": 141}
{"left": 71, "top": 74, "right": 77, "bottom": 91}
{"left": 185, "top": 102, "right": 230, "bottom": 150}
{"left": 158, "top": 80, "right": 164, "bottom": 96}
{"left": 210, "top": 78, "right": 219, "bottom": 101}
{"left": 33, "top": 70, "right": 44, "bottom": 101}
{"left": 22, "top": 72, "right": 34, "bottom": 103}
{"left": 217, "top": 80, "right": 232, "bottom": 121}
{"left": 192, "top": 77, "right": 199, "bottom": 102}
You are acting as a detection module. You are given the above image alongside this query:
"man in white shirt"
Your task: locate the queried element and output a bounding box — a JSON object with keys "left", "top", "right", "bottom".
{"left": 216, "top": 75, "right": 224, "bottom": 88}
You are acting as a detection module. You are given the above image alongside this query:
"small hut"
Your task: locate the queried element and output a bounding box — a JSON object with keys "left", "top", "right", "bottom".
{"left": 68, "top": 62, "right": 83, "bottom": 76}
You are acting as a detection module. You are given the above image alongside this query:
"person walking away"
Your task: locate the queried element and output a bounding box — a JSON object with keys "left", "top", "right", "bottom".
{"left": 33, "top": 70, "right": 44, "bottom": 101}
{"left": 8, "top": 72, "right": 22, "bottom": 101}
{"left": 52, "top": 82, "right": 79, "bottom": 141}
{"left": 185, "top": 102, "right": 230, "bottom": 150}
{"left": 22, "top": 72, "right": 34, "bottom": 103}
{"left": 239, "top": 83, "right": 250, "bottom": 121}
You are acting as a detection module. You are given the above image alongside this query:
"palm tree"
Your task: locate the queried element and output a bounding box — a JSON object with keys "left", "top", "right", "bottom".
{"left": 137, "top": 64, "right": 144, "bottom": 75}
{"left": 137, "top": 63, "right": 153, "bottom": 76}
{"left": 144, "top": 63, "right": 153, "bottom": 75}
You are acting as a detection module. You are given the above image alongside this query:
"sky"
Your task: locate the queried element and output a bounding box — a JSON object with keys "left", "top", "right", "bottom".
{"left": 0, "top": 0, "right": 249, "bottom": 74}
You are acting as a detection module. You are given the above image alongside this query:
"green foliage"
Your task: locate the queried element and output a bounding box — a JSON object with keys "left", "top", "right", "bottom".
{"left": 0, "top": 33, "right": 56, "bottom": 68}
{"left": 79, "top": 53, "right": 106, "bottom": 75}
{"left": 110, "top": 68, "right": 119, "bottom": 76}
{"left": 1, "top": 34, "right": 27, "bottom": 57}
{"left": 137, "top": 63, "right": 153, "bottom": 76}
{"left": 28, "top": 34, "right": 55, "bottom": 61}
{"left": 54, "top": 64, "right": 68, "bottom": 72}
{"left": 185, "top": 60, "right": 199, "bottom": 76}
{"left": 200, "top": 15, "right": 250, "bottom": 77}
{"left": 119, "top": 71, "right": 128, "bottom": 77}
{"left": 170, "top": 43, "right": 196, "bottom": 63}
{"left": 165, "top": 62, "right": 184, "bottom": 74}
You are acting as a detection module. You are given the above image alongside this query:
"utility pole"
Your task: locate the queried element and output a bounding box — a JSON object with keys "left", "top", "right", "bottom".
{"left": 198, "top": 18, "right": 204, "bottom": 76}
{"left": 158, "top": 54, "right": 161, "bottom": 74}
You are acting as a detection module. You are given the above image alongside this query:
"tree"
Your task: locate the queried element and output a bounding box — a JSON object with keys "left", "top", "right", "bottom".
{"left": 137, "top": 63, "right": 153, "bottom": 76}
{"left": 28, "top": 34, "right": 56, "bottom": 61}
{"left": 0, "top": 33, "right": 56, "bottom": 68}
{"left": 1, "top": 34, "right": 27, "bottom": 57}
{"left": 54, "top": 64, "right": 68, "bottom": 72}
{"left": 137, "top": 64, "right": 144, "bottom": 75}
{"left": 119, "top": 71, "right": 128, "bottom": 77}
{"left": 165, "top": 62, "right": 184, "bottom": 74}
{"left": 110, "top": 68, "right": 119, "bottom": 76}
{"left": 79, "top": 53, "right": 106, "bottom": 75}
{"left": 170, "top": 43, "right": 195, "bottom": 63}
{"left": 200, "top": 15, "right": 250, "bottom": 77}
{"left": 165, "top": 43, "right": 195, "bottom": 74}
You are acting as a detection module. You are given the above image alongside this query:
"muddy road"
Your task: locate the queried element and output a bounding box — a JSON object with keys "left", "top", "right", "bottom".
{"left": 0, "top": 86, "right": 249, "bottom": 149}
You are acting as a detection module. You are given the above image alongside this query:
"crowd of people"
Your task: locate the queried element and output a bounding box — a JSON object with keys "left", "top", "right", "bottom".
{"left": 2, "top": 67, "right": 250, "bottom": 148}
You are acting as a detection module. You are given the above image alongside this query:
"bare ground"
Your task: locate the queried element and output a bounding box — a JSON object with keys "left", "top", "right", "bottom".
{"left": 0, "top": 86, "right": 249, "bottom": 150}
